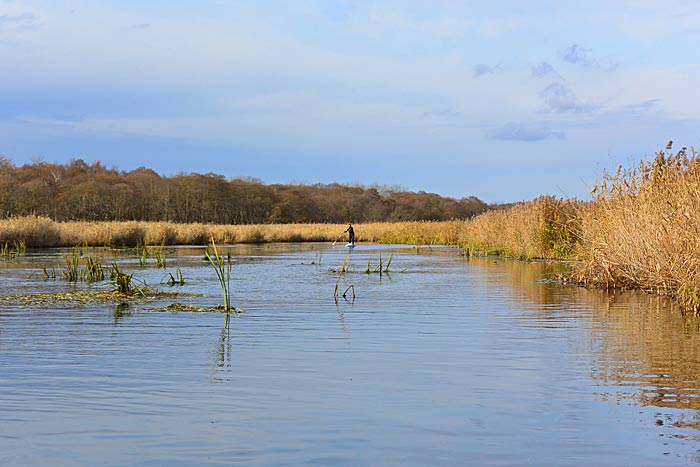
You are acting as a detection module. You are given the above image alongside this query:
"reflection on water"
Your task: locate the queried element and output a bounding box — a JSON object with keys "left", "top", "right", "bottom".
{"left": 472, "top": 257, "right": 700, "bottom": 447}
{"left": 2, "top": 245, "right": 700, "bottom": 465}
{"left": 589, "top": 292, "right": 700, "bottom": 438}
{"left": 213, "top": 314, "right": 233, "bottom": 383}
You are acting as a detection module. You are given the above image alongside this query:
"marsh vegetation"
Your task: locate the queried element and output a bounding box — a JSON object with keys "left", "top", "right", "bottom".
{"left": 2, "top": 143, "right": 699, "bottom": 310}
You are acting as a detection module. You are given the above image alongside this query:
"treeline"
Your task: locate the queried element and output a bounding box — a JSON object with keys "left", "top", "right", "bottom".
{"left": 0, "top": 157, "right": 489, "bottom": 223}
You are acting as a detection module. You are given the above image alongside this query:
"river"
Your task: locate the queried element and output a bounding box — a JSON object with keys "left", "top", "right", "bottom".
{"left": 1, "top": 244, "right": 699, "bottom": 466}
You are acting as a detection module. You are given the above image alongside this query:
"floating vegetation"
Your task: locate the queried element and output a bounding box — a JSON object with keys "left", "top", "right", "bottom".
{"left": 0, "top": 289, "right": 196, "bottom": 307}
{"left": 205, "top": 238, "right": 235, "bottom": 312}
{"left": 151, "top": 302, "right": 245, "bottom": 313}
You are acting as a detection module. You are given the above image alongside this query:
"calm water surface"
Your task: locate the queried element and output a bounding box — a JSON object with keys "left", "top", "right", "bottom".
{"left": 1, "top": 243, "right": 700, "bottom": 466}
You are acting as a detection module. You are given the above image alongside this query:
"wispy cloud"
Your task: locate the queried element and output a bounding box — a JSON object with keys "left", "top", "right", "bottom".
{"left": 559, "top": 43, "right": 593, "bottom": 66}
{"left": 473, "top": 63, "right": 501, "bottom": 78}
{"left": 423, "top": 108, "right": 461, "bottom": 118}
{"left": 488, "top": 122, "right": 565, "bottom": 142}
{"left": 0, "top": 12, "right": 38, "bottom": 31}
{"left": 558, "top": 43, "right": 618, "bottom": 70}
{"left": 531, "top": 62, "right": 561, "bottom": 79}
{"left": 624, "top": 99, "right": 659, "bottom": 114}
{"left": 539, "top": 82, "right": 598, "bottom": 113}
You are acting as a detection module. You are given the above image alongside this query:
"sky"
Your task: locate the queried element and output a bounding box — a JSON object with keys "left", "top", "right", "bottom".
{"left": 1, "top": 1, "right": 699, "bottom": 202}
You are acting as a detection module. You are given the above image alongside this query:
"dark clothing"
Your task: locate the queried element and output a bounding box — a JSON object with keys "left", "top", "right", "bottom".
{"left": 345, "top": 225, "right": 355, "bottom": 245}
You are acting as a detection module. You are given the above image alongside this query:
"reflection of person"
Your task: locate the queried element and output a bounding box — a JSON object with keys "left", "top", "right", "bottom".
{"left": 344, "top": 223, "right": 355, "bottom": 245}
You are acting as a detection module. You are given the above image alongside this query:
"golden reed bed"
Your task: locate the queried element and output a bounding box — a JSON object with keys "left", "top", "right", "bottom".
{"left": 0, "top": 217, "right": 476, "bottom": 249}
{"left": 0, "top": 197, "right": 575, "bottom": 258}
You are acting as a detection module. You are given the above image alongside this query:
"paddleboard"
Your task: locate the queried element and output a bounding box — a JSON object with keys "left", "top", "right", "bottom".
{"left": 345, "top": 243, "right": 356, "bottom": 248}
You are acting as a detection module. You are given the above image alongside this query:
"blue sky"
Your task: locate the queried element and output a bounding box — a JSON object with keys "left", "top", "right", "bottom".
{"left": 1, "top": 1, "right": 699, "bottom": 202}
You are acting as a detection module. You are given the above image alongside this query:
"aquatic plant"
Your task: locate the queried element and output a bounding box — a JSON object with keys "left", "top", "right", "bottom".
{"left": 153, "top": 243, "right": 167, "bottom": 268}
{"left": 110, "top": 263, "right": 148, "bottom": 296}
{"left": 0, "top": 239, "right": 26, "bottom": 261}
{"left": 363, "top": 253, "right": 393, "bottom": 275}
{"left": 334, "top": 254, "right": 350, "bottom": 300}
{"left": 42, "top": 267, "right": 57, "bottom": 280}
{"left": 61, "top": 246, "right": 82, "bottom": 281}
{"left": 13, "top": 240, "right": 26, "bottom": 255}
{"left": 205, "top": 238, "right": 233, "bottom": 312}
{"left": 81, "top": 255, "right": 105, "bottom": 282}
{"left": 0, "top": 242, "right": 12, "bottom": 260}
{"left": 373, "top": 252, "right": 393, "bottom": 275}
{"left": 164, "top": 268, "right": 185, "bottom": 286}
{"left": 342, "top": 284, "right": 355, "bottom": 301}
{"left": 133, "top": 241, "right": 149, "bottom": 268}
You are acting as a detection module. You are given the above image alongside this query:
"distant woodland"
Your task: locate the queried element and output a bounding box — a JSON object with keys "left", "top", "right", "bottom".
{"left": 0, "top": 157, "right": 490, "bottom": 224}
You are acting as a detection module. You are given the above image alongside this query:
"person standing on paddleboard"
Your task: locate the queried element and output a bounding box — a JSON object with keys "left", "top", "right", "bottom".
{"left": 345, "top": 224, "right": 355, "bottom": 246}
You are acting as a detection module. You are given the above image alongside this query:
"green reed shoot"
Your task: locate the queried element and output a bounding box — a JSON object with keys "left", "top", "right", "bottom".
{"left": 165, "top": 268, "right": 185, "bottom": 286}
{"left": 384, "top": 253, "right": 393, "bottom": 273}
{"left": 1, "top": 240, "right": 26, "bottom": 261}
{"left": 342, "top": 284, "right": 355, "bottom": 300}
{"left": 0, "top": 242, "right": 10, "bottom": 260}
{"left": 334, "top": 254, "right": 350, "bottom": 300}
{"left": 13, "top": 240, "right": 26, "bottom": 255}
{"left": 42, "top": 266, "right": 57, "bottom": 280}
{"left": 134, "top": 241, "right": 149, "bottom": 268}
{"left": 62, "top": 246, "right": 81, "bottom": 281}
{"left": 82, "top": 255, "right": 105, "bottom": 282}
{"left": 205, "top": 239, "right": 232, "bottom": 311}
{"left": 110, "top": 263, "right": 146, "bottom": 296}
{"left": 153, "top": 243, "right": 167, "bottom": 268}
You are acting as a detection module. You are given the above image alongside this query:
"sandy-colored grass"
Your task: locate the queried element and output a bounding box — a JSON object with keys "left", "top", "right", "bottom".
{"left": 0, "top": 218, "right": 462, "bottom": 248}
{"left": 461, "top": 196, "right": 581, "bottom": 259}
{"left": 0, "top": 203, "right": 581, "bottom": 259}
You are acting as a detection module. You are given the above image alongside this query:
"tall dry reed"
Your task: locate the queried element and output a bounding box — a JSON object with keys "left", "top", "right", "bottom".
{"left": 570, "top": 144, "right": 700, "bottom": 311}
{"left": 0, "top": 204, "right": 581, "bottom": 260}
{"left": 462, "top": 196, "right": 581, "bottom": 259}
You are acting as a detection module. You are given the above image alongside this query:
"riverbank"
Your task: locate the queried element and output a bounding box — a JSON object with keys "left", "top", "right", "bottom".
{"left": 2, "top": 144, "right": 699, "bottom": 311}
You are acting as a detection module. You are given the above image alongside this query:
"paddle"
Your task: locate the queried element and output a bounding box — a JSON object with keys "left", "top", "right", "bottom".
{"left": 331, "top": 232, "right": 344, "bottom": 246}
